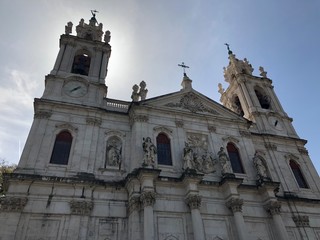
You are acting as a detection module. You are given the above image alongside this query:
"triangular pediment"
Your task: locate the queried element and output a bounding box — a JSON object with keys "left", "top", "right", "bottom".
{"left": 136, "top": 89, "right": 246, "bottom": 121}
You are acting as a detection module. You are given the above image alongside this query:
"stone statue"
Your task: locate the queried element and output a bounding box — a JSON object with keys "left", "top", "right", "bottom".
{"left": 106, "top": 138, "right": 122, "bottom": 168}
{"left": 253, "top": 153, "right": 269, "bottom": 180}
{"left": 218, "top": 83, "right": 224, "bottom": 95}
{"left": 104, "top": 30, "right": 111, "bottom": 43}
{"left": 201, "top": 151, "right": 215, "bottom": 173}
{"left": 218, "top": 147, "right": 233, "bottom": 175}
{"left": 142, "top": 137, "right": 157, "bottom": 167}
{"left": 183, "top": 142, "right": 194, "bottom": 170}
{"left": 138, "top": 81, "right": 148, "bottom": 100}
{"left": 131, "top": 84, "right": 140, "bottom": 101}
{"left": 65, "top": 22, "right": 73, "bottom": 35}
{"left": 259, "top": 66, "right": 267, "bottom": 78}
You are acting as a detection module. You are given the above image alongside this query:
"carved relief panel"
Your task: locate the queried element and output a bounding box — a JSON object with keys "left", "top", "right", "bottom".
{"left": 183, "top": 133, "right": 215, "bottom": 174}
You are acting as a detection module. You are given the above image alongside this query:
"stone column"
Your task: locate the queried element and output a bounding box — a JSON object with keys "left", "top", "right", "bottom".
{"left": 185, "top": 194, "right": 206, "bottom": 240}
{"left": 99, "top": 51, "right": 109, "bottom": 81}
{"left": 226, "top": 197, "right": 249, "bottom": 240}
{"left": 264, "top": 201, "right": 289, "bottom": 240}
{"left": 128, "top": 195, "right": 141, "bottom": 240}
{"left": 126, "top": 176, "right": 142, "bottom": 240}
{"left": 140, "top": 191, "right": 156, "bottom": 240}
{"left": 137, "top": 168, "right": 160, "bottom": 240}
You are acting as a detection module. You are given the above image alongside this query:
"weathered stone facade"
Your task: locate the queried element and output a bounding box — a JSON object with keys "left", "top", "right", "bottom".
{"left": 1, "top": 15, "right": 320, "bottom": 240}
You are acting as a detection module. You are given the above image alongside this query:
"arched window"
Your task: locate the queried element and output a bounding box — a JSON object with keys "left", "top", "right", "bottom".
{"left": 289, "top": 160, "right": 308, "bottom": 188}
{"left": 71, "top": 52, "right": 91, "bottom": 76}
{"left": 255, "top": 88, "right": 271, "bottom": 109}
{"left": 227, "top": 142, "right": 244, "bottom": 173}
{"left": 156, "top": 133, "right": 172, "bottom": 165}
{"left": 233, "top": 96, "right": 244, "bottom": 117}
{"left": 50, "top": 131, "right": 72, "bottom": 165}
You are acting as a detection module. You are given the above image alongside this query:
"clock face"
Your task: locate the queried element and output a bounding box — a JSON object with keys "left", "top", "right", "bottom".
{"left": 63, "top": 81, "right": 88, "bottom": 97}
{"left": 268, "top": 116, "right": 283, "bottom": 131}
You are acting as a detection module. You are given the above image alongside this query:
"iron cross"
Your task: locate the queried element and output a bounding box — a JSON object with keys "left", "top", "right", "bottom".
{"left": 178, "top": 62, "right": 190, "bottom": 74}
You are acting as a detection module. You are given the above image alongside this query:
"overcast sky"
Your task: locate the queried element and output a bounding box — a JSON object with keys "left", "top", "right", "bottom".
{"left": 0, "top": 1, "right": 319, "bottom": 173}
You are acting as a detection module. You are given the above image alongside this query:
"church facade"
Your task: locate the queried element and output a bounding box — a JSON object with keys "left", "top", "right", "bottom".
{"left": 1, "top": 16, "right": 320, "bottom": 240}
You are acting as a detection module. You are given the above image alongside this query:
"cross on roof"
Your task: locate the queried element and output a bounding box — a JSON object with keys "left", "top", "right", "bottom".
{"left": 178, "top": 62, "right": 190, "bottom": 75}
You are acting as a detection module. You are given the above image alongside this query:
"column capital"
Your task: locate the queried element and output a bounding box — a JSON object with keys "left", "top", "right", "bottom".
{"left": 226, "top": 197, "right": 243, "bottom": 213}
{"left": 264, "top": 200, "right": 281, "bottom": 215}
{"left": 140, "top": 191, "right": 156, "bottom": 207}
{"left": 185, "top": 194, "right": 202, "bottom": 209}
{"left": 128, "top": 195, "right": 141, "bottom": 215}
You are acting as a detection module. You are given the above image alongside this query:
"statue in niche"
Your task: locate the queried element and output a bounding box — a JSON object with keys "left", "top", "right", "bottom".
{"left": 218, "top": 147, "right": 233, "bottom": 175}
{"left": 106, "top": 137, "right": 122, "bottom": 168}
{"left": 142, "top": 137, "right": 157, "bottom": 167}
{"left": 183, "top": 142, "right": 194, "bottom": 170}
{"left": 138, "top": 81, "right": 148, "bottom": 100}
{"left": 131, "top": 84, "right": 140, "bottom": 101}
{"left": 253, "top": 153, "right": 269, "bottom": 180}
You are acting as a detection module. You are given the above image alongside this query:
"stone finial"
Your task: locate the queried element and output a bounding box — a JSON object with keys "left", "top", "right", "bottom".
{"left": 259, "top": 66, "right": 267, "bottom": 78}
{"left": 65, "top": 21, "right": 73, "bottom": 35}
{"left": 104, "top": 30, "right": 111, "bottom": 43}
{"left": 131, "top": 81, "right": 148, "bottom": 101}
{"left": 218, "top": 83, "right": 225, "bottom": 95}
{"left": 181, "top": 74, "right": 193, "bottom": 91}
{"left": 138, "top": 81, "right": 148, "bottom": 100}
{"left": 131, "top": 84, "right": 139, "bottom": 101}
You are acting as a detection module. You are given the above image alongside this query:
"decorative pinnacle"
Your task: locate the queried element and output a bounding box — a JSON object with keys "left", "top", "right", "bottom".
{"left": 224, "top": 43, "right": 233, "bottom": 55}
{"left": 178, "top": 62, "right": 190, "bottom": 76}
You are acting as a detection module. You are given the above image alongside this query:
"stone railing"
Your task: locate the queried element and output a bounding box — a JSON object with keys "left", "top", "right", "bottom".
{"left": 105, "top": 99, "right": 130, "bottom": 112}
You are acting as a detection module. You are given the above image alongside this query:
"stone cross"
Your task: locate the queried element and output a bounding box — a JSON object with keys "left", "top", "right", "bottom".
{"left": 178, "top": 62, "right": 190, "bottom": 75}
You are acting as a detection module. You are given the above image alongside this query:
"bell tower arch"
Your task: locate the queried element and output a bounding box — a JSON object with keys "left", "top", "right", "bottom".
{"left": 219, "top": 47, "right": 298, "bottom": 137}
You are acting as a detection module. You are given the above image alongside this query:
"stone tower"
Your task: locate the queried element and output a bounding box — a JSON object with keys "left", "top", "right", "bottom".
{"left": 219, "top": 49, "right": 297, "bottom": 138}
{"left": 43, "top": 14, "right": 111, "bottom": 107}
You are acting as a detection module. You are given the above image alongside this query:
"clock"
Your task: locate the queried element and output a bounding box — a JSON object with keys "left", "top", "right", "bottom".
{"left": 63, "top": 81, "right": 88, "bottom": 97}
{"left": 268, "top": 116, "right": 283, "bottom": 131}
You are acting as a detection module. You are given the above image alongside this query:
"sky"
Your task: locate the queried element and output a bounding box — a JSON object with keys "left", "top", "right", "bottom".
{"left": 0, "top": 1, "right": 319, "bottom": 173}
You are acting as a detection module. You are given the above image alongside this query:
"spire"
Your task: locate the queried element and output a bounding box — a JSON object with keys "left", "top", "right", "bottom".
{"left": 178, "top": 62, "right": 193, "bottom": 90}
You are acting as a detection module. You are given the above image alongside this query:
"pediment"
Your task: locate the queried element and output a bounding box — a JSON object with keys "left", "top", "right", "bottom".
{"left": 138, "top": 89, "right": 245, "bottom": 121}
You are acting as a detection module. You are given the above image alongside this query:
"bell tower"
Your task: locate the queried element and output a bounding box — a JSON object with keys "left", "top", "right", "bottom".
{"left": 42, "top": 13, "right": 111, "bottom": 107}
{"left": 219, "top": 47, "right": 298, "bottom": 138}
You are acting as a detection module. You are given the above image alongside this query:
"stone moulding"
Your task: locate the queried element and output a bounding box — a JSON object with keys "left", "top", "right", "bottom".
{"left": 165, "top": 92, "right": 220, "bottom": 115}
{"left": 34, "top": 110, "right": 52, "bottom": 119}
{"left": 292, "top": 215, "right": 310, "bottom": 227}
{"left": 86, "top": 117, "right": 102, "bottom": 126}
{"left": 0, "top": 197, "right": 28, "bottom": 212}
{"left": 69, "top": 200, "right": 93, "bottom": 215}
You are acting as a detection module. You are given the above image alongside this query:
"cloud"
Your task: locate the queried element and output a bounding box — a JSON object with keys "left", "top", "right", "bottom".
{"left": 0, "top": 68, "right": 40, "bottom": 163}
